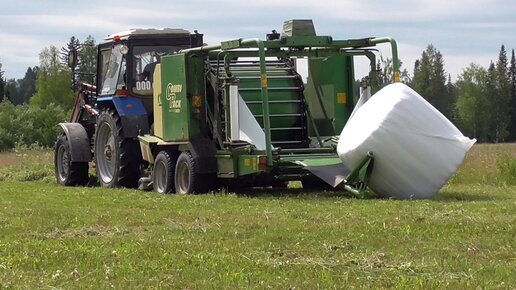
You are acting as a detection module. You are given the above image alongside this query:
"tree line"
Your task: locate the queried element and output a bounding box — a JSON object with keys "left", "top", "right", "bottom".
{"left": 0, "top": 36, "right": 96, "bottom": 150}
{"left": 0, "top": 37, "right": 515, "bottom": 151}
{"left": 378, "top": 44, "right": 516, "bottom": 143}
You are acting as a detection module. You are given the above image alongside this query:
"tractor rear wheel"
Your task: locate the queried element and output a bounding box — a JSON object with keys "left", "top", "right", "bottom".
{"left": 94, "top": 109, "right": 141, "bottom": 188}
{"left": 153, "top": 150, "right": 178, "bottom": 194}
{"left": 54, "top": 133, "right": 89, "bottom": 186}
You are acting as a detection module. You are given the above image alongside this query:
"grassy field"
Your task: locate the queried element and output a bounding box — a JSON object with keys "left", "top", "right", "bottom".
{"left": 0, "top": 144, "right": 514, "bottom": 289}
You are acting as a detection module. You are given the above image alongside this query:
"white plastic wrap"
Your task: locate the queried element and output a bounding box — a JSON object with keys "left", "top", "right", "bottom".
{"left": 337, "top": 83, "right": 476, "bottom": 199}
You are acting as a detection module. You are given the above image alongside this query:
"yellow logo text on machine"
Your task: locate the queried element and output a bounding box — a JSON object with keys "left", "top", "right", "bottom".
{"left": 166, "top": 83, "right": 182, "bottom": 113}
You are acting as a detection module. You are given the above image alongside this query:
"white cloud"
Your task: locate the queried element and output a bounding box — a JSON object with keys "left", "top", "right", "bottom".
{"left": 0, "top": 33, "right": 41, "bottom": 76}
{"left": 0, "top": 0, "right": 514, "bottom": 80}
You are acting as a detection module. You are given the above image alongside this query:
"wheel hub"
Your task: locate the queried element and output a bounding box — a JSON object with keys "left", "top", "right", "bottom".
{"left": 104, "top": 144, "right": 112, "bottom": 161}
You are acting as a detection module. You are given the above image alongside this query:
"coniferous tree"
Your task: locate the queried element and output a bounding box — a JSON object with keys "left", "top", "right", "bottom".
{"left": 410, "top": 45, "right": 454, "bottom": 119}
{"left": 492, "top": 45, "right": 511, "bottom": 142}
{"left": 60, "top": 36, "right": 80, "bottom": 90}
{"left": 486, "top": 62, "right": 498, "bottom": 142}
{"left": 5, "top": 79, "right": 19, "bottom": 104}
{"left": 78, "top": 35, "right": 97, "bottom": 84}
{"left": 431, "top": 49, "right": 450, "bottom": 117}
{"left": 508, "top": 49, "right": 516, "bottom": 141}
{"left": 16, "top": 67, "right": 38, "bottom": 104}
{"left": 0, "top": 61, "right": 5, "bottom": 101}
{"left": 446, "top": 74, "right": 457, "bottom": 121}
{"left": 60, "top": 36, "right": 80, "bottom": 65}
{"left": 411, "top": 50, "right": 431, "bottom": 97}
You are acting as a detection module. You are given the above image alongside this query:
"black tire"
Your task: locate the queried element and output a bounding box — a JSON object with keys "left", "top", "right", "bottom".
{"left": 94, "top": 109, "right": 141, "bottom": 188}
{"left": 54, "top": 133, "right": 89, "bottom": 186}
{"left": 153, "top": 150, "right": 178, "bottom": 194}
{"left": 174, "top": 151, "right": 213, "bottom": 194}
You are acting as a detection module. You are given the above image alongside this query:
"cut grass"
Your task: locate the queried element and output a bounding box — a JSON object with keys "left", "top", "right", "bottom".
{"left": 0, "top": 144, "right": 515, "bottom": 288}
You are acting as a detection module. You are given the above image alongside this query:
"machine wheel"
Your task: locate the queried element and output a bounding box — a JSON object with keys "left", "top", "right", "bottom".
{"left": 54, "top": 133, "right": 89, "bottom": 186}
{"left": 174, "top": 151, "right": 211, "bottom": 194}
{"left": 153, "top": 150, "right": 178, "bottom": 194}
{"left": 94, "top": 109, "right": 141, "bottom": 188}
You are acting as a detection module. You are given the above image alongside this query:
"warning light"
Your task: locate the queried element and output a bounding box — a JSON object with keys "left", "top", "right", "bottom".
{"left": 115, "top": 89, "right": 128, "bottom": 96}
{"left": 113, "top": 35, "right": 121, "bottom": 42}
{"left": 258, "top": 156, "right": 267, "bottom": 170}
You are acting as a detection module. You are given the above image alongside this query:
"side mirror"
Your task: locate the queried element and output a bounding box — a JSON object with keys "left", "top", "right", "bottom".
{"left": 67, "top": 49, "right": 78, "bottom": 69}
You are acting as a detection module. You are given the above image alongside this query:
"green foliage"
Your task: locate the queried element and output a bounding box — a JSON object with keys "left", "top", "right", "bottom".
{"left": 0, "top": 101, "right": 16, "bottom": 149}
{"left": 376, "top": 56, "right": 411, "bottom": 88}
{"left": 0, "top": 99, "right": 69, "bottom": 151}
{"left": 0, "top": 37, "right": 94, "bottom": 152}
{"left": 490, "top": 45, "right": 511, "bottom": 142}
{"left": 510, "top": 50, "right": 516, "bottom": 141}
{"left": 455, "top": 64, "right": 490, "bottom": 141}
{"left": 31, "top": 46, "right": 74, "bottom": 108}
{"left": 453, "top": 45, "right": 515, "bottom": 142}
{"left": 17, "top": 67, "right": 38, "bottom": 105}
{"left": 410, "top": 45, "right": 454, "bottom": 119}
{"left": 0, "top": 60, "right": 5, "bottom": 100}
{"left": 61, "top": 35, "right": 97, "bottom": 86}
{"left": 0, "top": 67, "right": 38, "bottom": 105}
{"left": 4, "top": 78, "right": 18, "bottom": 103}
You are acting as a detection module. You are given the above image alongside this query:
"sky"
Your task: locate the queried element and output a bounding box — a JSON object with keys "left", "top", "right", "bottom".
{"left": 1, "top": 0, "right": 515, "bottom": 80}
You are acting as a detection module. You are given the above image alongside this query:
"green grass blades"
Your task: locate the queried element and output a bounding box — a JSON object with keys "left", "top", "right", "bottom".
{"left": 0, "top": 144, "right": 515, "bottom": 288}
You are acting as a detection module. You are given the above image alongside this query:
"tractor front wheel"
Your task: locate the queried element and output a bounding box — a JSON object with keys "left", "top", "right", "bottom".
{"left": 94, "top": 109, "right": 141, "bottom": 188}
{"left": 54, "top": 133, "right": 89, "bottom": 186}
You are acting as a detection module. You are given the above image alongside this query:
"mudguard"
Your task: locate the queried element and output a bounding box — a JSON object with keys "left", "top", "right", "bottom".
{"left": 188, "top": 137, "right": 217, "bottom": 174}
{"left": 57, "top": 123, "right": 92, "bottom": 162}
{"left": 97, "top": 96, "right": 150, "bottom": 138}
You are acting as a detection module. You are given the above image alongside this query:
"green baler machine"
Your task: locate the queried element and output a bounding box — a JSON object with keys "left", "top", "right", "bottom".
{"left": 138, "top": 19, "right": 400, "bottom": 195}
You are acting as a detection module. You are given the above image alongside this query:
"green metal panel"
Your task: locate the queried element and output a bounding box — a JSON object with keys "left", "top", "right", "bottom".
{"left": 161, "top": 54, "right": 189, "bottom": 141}
{"left": 283, "top": 36, "right": 332, "bottom": 46}
{"left": 237, "top": 155, "right": 262, "bottom": 176}
{"left": 304, "top": 55, "right": 355, "bottom": 136}
{"left": 186, "top": 55, "right": 207, "bottom": 139}
{"left": 160, "top": 54, "right": 206, "bottom": 142}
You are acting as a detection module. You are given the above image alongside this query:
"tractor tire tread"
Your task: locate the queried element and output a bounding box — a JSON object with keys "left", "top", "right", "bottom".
{"left": 55, "top": 133, "right": 89, "bottom": 186}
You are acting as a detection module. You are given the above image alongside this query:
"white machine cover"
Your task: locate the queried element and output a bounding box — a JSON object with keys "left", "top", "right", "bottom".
{"left": 337, "top": 83, "right": 476, "bottom": 199}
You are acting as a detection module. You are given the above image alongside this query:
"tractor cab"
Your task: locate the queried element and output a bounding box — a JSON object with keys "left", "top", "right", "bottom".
{"left": 97, "top": 29, "right": 203, "bottom": 113}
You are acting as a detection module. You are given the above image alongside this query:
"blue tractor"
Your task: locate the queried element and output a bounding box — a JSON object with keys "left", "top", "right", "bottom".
{"left": 54, "top": 28, "right": 203, "bottom": 188}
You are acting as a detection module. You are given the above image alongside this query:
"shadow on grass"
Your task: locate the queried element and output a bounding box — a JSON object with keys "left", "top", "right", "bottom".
{"left": 433, "top": 190, "right": 498, "bottom": 202}
{"left": 219, "top": 186, "right": 362, "bottom": 200}
{"left": 224, "top": 187, "right": 504, "bottom": 203}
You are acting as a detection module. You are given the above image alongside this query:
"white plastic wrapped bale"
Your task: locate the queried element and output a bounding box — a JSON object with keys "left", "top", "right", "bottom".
{"left": 337, "top": 83, "right": 476, "bottom": 199}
